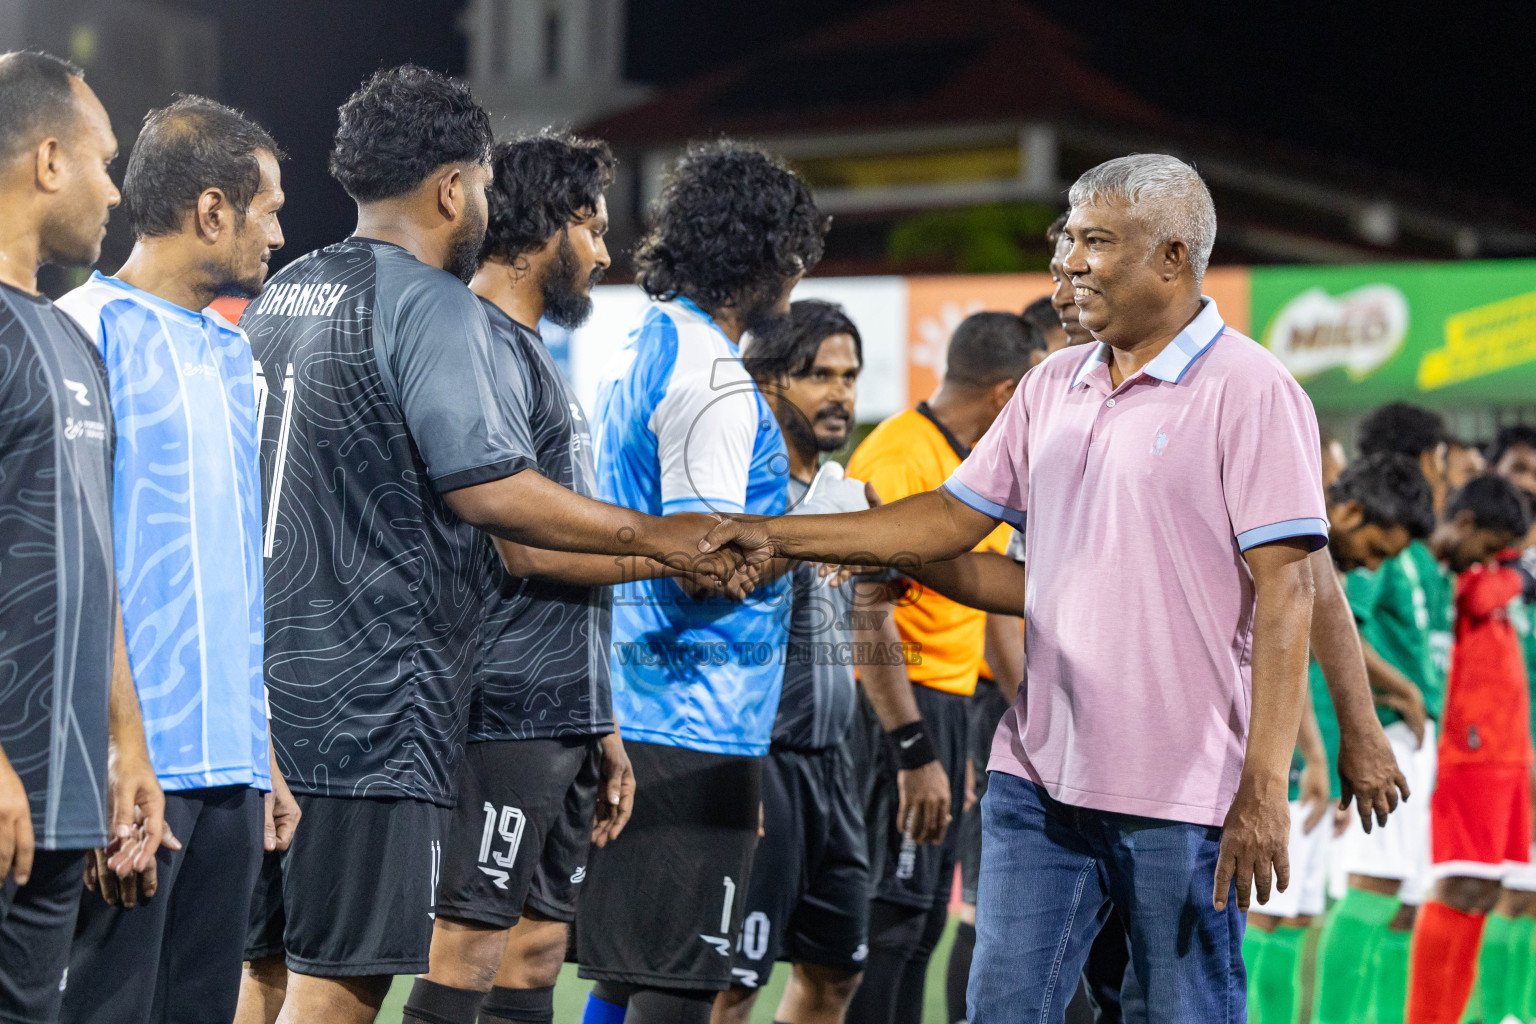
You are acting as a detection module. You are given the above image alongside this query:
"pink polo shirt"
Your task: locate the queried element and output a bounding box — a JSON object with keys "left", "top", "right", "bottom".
{"left": 944, "top": 298, "right": 1325, "bottom": 826}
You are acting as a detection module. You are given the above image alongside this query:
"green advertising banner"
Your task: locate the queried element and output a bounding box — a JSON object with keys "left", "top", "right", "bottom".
{"left": 1252, "top": 259, "right": 1536, "bottom": 411}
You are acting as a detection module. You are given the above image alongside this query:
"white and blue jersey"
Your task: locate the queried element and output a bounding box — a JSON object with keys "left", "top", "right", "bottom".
{"left": 60, "top": 273, "right": 269, "bottom": 792}
{"left": 593, "top": 297, "right": 790, "bottom": 756}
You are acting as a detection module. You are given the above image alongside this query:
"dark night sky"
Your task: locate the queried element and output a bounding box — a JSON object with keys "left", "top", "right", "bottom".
{"left": 169, "top": 0, "right": 1529, "bottom": 271}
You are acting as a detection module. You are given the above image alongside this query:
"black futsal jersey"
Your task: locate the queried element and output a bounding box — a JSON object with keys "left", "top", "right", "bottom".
{"left": 243, "top": 238, "right": 533, "bottom": 807}
{"left": 469, "top": 300, "right": 613, "bottom": 742}
{"left": 0, "top": 283, "right": 115, "bottom": 850}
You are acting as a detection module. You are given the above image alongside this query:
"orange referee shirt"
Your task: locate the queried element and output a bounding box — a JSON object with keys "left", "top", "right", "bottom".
{"left": 847, "top": 403, "right": 1011, "bottom": 697}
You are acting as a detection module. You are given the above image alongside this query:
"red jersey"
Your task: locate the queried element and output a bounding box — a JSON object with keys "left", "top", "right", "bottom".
{"left": 1440, "top": 556, "right": 1533, "bottom": 767}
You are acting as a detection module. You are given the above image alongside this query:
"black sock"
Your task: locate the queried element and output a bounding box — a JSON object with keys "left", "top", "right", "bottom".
{"left": 847, "top": 899, "right": 928, "bottom": 1024}
{"left": 624, "top": 987, "right": 715, "bottom": 1024}
{"left": 403, "top": 978, "right": 487, "bottom": 1024}
{"left": 892, "top": 897, "right": 951, "bottom": 1024}
{"left": 479, "top": 984, "right": 555, "bottom": 1024}
{"left": 946, "top": 921, "right": 976, "bottom": 1023}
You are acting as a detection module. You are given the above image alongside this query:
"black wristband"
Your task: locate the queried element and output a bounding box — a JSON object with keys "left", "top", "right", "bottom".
{"left": 888, "top": 720, "right": 938, "bottom": 770}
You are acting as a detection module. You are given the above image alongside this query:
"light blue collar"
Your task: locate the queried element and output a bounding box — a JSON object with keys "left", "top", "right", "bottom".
{"left": 1069, "top": 297, "right": 1226, "bottom": 389}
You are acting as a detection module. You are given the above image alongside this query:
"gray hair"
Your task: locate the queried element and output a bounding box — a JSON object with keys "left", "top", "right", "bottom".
{"left": 1067, "top": 154, "right": 1217, "bottom": 282}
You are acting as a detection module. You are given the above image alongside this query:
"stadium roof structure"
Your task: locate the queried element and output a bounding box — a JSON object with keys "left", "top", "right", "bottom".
{"left": 581, "top": 0, "right": 1536, "bottom": 272}
{"left": 586, "top": 1, "right": 1171, "bottom": 146}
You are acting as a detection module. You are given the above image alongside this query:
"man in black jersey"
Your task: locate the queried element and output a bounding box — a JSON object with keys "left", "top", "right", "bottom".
{"left": 403, "top": 131, "right": 669, "bottom": 1024}
{"left": 0, "top": 49, "right": 168, "bottom": 1023}
{"left": 235, "top": 69, "right": 737, "bottom": 1024}
{"left": 712, "top": 299, "right": 921, "bottom": 1024}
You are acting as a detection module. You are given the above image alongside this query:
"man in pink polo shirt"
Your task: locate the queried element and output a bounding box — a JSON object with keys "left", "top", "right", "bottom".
{"left": 702, "top": 154, "right": 1337, "bottom": 1021}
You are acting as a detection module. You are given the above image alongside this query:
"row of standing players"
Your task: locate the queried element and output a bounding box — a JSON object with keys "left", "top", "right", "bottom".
{"left": 0, "top": 53, "right": 1052, "bottom": 1024}
{"left": 1244, "top": 409, "right": 1536, "bottom": 1024}
{"left": 6, "top": 50, "right": 1533, "bottom": 1024}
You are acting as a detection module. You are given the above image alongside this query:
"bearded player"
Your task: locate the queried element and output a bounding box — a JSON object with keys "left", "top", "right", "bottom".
{"left": 404, "top": 131, "right": 662, "bottom": 1024}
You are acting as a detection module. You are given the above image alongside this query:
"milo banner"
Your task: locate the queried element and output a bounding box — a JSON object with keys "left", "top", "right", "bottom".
{"left": 1253, "top": 259, "right": 1536, "bottom": 411}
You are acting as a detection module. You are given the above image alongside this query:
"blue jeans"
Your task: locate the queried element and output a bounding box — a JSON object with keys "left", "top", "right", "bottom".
{"left": 968, "top": 772, "right": 1246, "bottom": 1024}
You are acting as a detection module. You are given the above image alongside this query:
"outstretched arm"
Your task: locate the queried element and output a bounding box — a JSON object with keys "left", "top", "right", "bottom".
{"left": 444, "top": 470, "right": 738, "bottom": 578}
{"left": 700, "top": 488, "right": 999, "bottom": 570}
{"left": 902, "top": 550, "right": 1027, "bottom": 618}
{"left": 494, "top": 537, "right": 698, "bottom": 587}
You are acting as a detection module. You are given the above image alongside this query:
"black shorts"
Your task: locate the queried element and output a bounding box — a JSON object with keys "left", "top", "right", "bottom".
{"left": 576, "top": 741, "right": 762, "bottom": 991}
{"left": 959, "top": 678, "right": 1011, "bottom": 905}
{"left": 244, "top": 794, "right": 450, "bottom": 977}
{"left": 0, "top": 848, "right": 84, "bottom": 1024}
{"left": 437, "top": 736, "right": 600, "bottom": 929}
{"left": 729, "top": 744, "right": 869, "bottom": 989}
{"left": 866, "top": 685, "right": 969, "bottom": 910}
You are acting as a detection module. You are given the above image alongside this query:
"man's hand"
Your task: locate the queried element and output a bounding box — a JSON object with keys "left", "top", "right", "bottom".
{"left": 0, "top": 751, "right": 33, "bottom": 886}
{"left": 897, "top": 762, "right": 951, "bottom": 846}
{"left": 648, "top": 512, "right": 751, "bottom": 585}
{"left": 88, "top": 745, "right": 182, "bottom": 908}
{"left": 1336, "top": 721, "right": 1408, "bottom": 832}
{"left": 676, "top": 556, "right": 776, "bottom": 602}
{"left": 85, "top": 846, "right": 148, "bottom": 908}
{"left": 264, "top": 764, "right": 301, "bottom": 853}
{"left": 592, "top": 732, "right": 635, "bottom": 848}
{"left": 698, "top": 516, "right": 779, "bottom": 569}
{"left": 85, "top": 814, "right": 181, "bottom": 909}
{"left": 1298, "top": 760, "right": 1331, "bottom": 834}
{"left": 104, "top": 739, "right": 176, "bottom": 878}
{"left": 1214, "top": 777, "right": 1290, "bottom": 912}
{"left": 962, "top": 758, "right": 978, "bottom": 814}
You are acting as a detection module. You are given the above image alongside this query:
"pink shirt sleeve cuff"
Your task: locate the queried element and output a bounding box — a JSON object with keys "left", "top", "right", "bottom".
{"left": 1235, "top": 517, "right": 1328, "bottom": 552}
{"left": 942, "top": 479, "right": 1025, "bottom": 528}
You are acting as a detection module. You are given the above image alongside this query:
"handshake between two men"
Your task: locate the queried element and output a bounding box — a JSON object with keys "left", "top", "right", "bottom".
{"left": 674, "top": 488, "right": 1018, "bottom": 610}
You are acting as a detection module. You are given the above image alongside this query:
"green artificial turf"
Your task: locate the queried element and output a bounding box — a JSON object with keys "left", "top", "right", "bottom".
{"left": 378, "top": 914, "right": 960, "bottom": 1022}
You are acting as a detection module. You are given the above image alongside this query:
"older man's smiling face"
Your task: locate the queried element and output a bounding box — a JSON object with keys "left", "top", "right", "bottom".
{"left": 1060, "top": 202, "right": 1175, "bottom": 349}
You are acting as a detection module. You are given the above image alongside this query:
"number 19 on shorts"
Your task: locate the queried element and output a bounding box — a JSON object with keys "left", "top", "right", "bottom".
{"left": 477, "top": 802, "right": 526, "bottom": 890}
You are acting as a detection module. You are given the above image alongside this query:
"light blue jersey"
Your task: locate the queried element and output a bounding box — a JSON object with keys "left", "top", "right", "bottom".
{"left": 593, "top": 298, "right": 790, "bottom": 755}
{"left": 60, "top": 274, "right": 269, "bottom": 792}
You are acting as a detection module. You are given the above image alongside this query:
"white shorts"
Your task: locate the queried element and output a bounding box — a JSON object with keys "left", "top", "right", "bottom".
{"left": 1503, "top": 845, "right": 1536, "bottom": 892}
{"left": 1330, "top": 719, "right": 1438, "bottom": 905}
{"left": 1257, "top": 799, "right": 1333, "bottom": 919}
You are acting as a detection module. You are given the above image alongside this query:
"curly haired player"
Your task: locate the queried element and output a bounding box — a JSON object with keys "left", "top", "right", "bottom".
{"left": 579, "top": 140, "right": 828, "bottom": 1024}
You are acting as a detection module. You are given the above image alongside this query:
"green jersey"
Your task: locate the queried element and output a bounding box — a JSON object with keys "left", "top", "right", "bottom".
{"left": 1346, "top": 540, "right": 1452, "bottom": 726}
